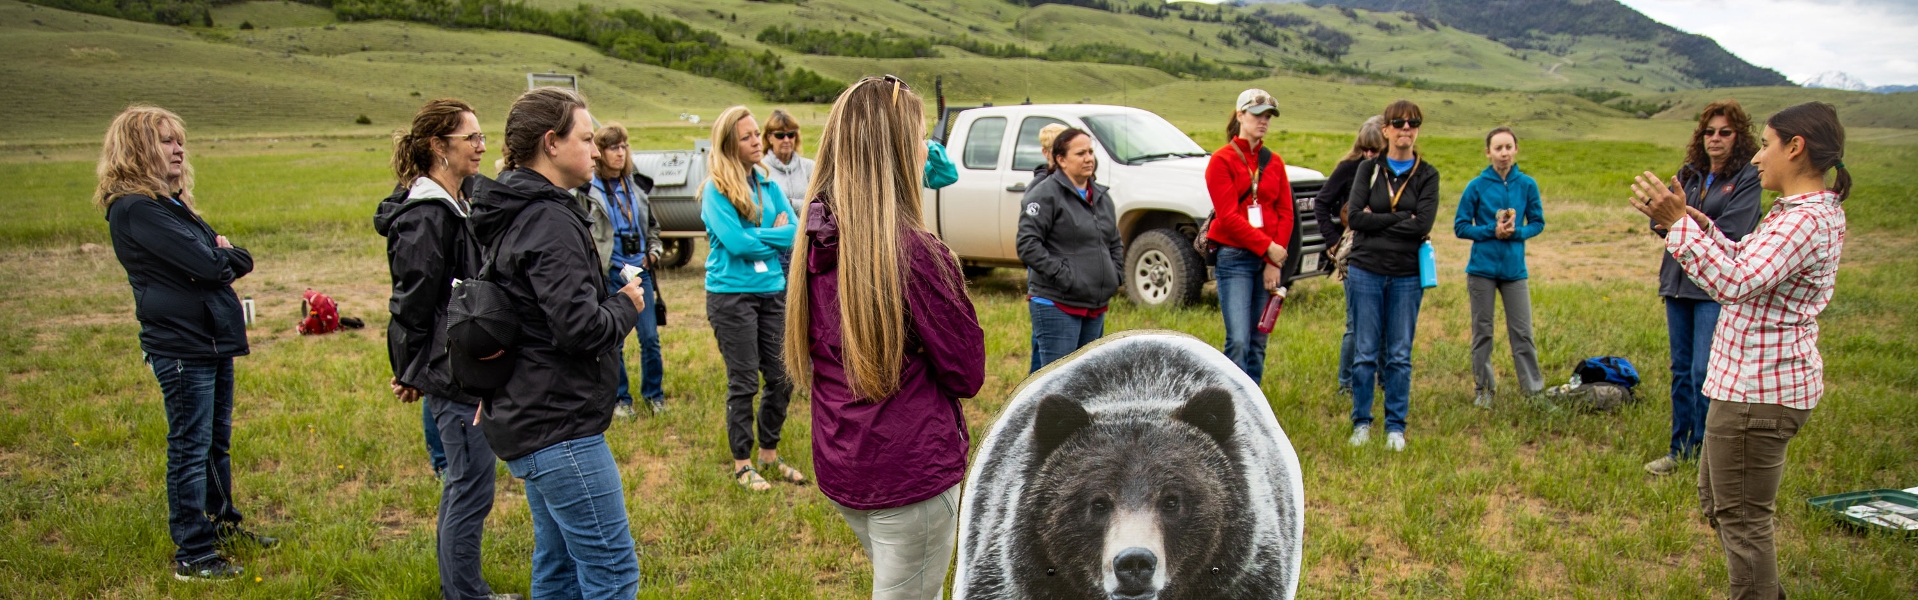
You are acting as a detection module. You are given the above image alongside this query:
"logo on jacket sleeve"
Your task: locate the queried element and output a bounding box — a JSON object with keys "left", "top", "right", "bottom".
{"left": 1026, "top": 203, "right": 1040, "bottom": 216}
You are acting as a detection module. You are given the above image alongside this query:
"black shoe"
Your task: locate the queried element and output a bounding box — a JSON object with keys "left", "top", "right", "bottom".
{"left": 174, "top": 555, "right": 243, "bottom": 582}
{"left": 217, "top": 525, "right": 280, "bottom": 550}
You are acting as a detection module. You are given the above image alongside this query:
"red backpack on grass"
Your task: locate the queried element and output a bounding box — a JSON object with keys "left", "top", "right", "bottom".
{"left": 298, "top": 289, "right": 341, "bottom": 335}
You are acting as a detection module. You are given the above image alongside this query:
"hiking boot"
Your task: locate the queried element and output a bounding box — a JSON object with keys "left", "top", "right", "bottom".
{"left": 217, "top": 525, "right": 279, "bottom": 550}
{"left": 1386, "top": 431, "right": 1407, "bottom": 452}
{"left": 174, "top": 555, "right": 242, "bottom": 582}
{"left": 646, "top": 397, "right": 667, "bottom": 416}
{"left": 1348, "top": 424, "right": 1371, "bottom": 447}
{"left": 1474, "top": 392, "right": 1494, "bottom": 409}
{"left": 613, "top": 404, "right": 636, "bottom": 419}
{"left": 1645, "top": 455, "right": 1681, "bottom": 476}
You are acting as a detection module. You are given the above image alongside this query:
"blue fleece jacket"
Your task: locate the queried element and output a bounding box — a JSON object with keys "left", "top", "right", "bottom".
{"left": 1452, "top": 164, "right": 1544, "bottom": 281}
{"left": 701, "top": 171, "right": 796, "bottom": 294}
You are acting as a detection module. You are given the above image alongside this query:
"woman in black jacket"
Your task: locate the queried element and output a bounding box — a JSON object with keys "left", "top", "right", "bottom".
{"left": 463, "top": 87, "right": 646, "bottom": 599}
{"left": 1343, "top": 100, "right": 1440, "bottom": 453}
{"left": 1016, "top": 127, "right": 1123, "bottom": 372}
{"left": 98, "top": 106, "right": 275, "bottom": 582}
{"left": 1317, "top": 116, "right": 1386, "bottom": 398}
{"left": 372, "top": 98, "right": 514, "bottom": 600}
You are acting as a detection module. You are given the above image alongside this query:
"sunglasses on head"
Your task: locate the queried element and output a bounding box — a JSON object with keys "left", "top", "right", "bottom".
{"left": 770, "top": 131, "right": 798, "bottom": 140}
{"left": 1389, "top": 118, "right": 1422, "bottom": 130}
{"left": 1702, "top": 127, "right": 1737, "bottom": 138}
{"left": 858, "top": 74, "right": 912, "bottom": 104}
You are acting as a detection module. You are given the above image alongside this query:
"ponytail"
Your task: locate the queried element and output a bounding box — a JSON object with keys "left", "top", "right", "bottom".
{"left": 394, "top": 99, "right": 474, "bottom": 186}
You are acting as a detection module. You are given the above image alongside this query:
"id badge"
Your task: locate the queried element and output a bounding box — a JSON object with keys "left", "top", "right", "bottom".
{"left": 1248, "top": 204, "right": 1264, "bottom": 228}
{"left": 753, "top": 260, "right": 769, "bottom": 273}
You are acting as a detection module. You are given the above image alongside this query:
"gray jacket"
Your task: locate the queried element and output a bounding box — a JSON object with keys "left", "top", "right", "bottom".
{"left": 1656, "top": 163, "right": 1762, "bottom": 301}
{"left": 1016, "top": 170, "right": 1124, "bottom": 309}
{"left": 584, "top": 173, "right": 662, "bottom": 271}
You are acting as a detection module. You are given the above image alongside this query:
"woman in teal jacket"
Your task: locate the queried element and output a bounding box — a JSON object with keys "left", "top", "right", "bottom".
{"left": 1453, "top": 127, "right": 1545, "bottom": 408}
{"left": 701, "top": 105, "right": 804, "bottom": 491}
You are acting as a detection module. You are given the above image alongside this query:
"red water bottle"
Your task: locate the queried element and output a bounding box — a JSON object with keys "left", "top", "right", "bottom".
{"left": 1256, "top": 287, "right": 1288, "bottom": 333}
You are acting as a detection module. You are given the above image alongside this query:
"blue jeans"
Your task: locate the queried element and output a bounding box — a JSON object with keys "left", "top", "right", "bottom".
{"left": 1665, "top": 297, "right": 1721, "bottom": 460}
{"left": 148, "top": 355, "right": 244, "bottom": 563}
{"left": 1339, "top": 279, "right": 1357, "bottom": 390}
{"left": 609, "top": 268, "right": 663, "bottom": 404}
{"left": 1215, "top": 246, "right": 1273, "bottom": 383}
{"left": 1347, "top": 266, "right": 1423, "bottom": 434}
{"left": 505, "top": 434, "right": 639, "bottom": 600}
{"left": 1029, "top": 299, "right": 1104, "bottom": 373}
{"left": 424, "top": 402, "right": 446, "bottom": 473}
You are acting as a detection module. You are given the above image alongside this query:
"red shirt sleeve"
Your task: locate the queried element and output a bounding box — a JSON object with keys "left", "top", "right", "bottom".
{"left": 1263, "top": 153, "right": 1294, "bottom": 255}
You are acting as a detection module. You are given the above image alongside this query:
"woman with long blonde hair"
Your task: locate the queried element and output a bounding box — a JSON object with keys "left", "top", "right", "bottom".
{"left": 786, "top": 74, "right": 984, "bottom": 600}
{"left": 98, "top": 105, "right": 276, "bottom": 582}
{"left": 700, "top": 105, "right": 804, "bottom": 491}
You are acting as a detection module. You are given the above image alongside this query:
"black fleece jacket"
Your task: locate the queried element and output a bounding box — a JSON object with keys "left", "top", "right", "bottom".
{"left": 467, "top": 168, "right": 641, "bottom": 461}
{"left": 106, "top": 194, "right": 253, "bottom": 360}
{"left": 1344, "top": 155, "right": 1441, "bottom": 278}
{"left": 1016, "top": 170, "right": 1123, "bottom": 309}
{"left": 373, "top": 176, "right": 483, "bottom": 402}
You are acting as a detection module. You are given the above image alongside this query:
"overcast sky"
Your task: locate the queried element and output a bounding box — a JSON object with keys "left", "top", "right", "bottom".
{"left": 1617, "top": 0, "right": 1918, "bottom": 86}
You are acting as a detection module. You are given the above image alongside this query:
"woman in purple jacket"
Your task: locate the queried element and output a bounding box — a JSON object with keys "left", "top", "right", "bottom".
{"left": 786, "top": 75, "right": 986, "bottom": 600}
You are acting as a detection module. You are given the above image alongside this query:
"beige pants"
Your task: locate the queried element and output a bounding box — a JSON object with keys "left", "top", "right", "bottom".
{"left": 832, "top": 484, "right": 961, "bottom": 600}
{"left": 1699, "top": 399, "right": 1812, "bottom": 600}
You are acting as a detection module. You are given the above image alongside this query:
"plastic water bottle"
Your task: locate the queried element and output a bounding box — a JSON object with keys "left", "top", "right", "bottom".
{"left": 1256, "top": 287, "right": 1288, "bottom": 334}
{"left": 1418, "top": 240, "right": 1438, "bottom": 289}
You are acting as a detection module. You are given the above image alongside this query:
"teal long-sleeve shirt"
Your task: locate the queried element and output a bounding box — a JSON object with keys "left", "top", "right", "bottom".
{"left": 701, "top": 171, "right": 796, "bottom": 294}
{"left": 1452, "top": 164, "right": 1545, "bottom": 281}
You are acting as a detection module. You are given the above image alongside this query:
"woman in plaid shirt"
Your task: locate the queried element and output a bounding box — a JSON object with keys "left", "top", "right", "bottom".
{"left": 1630, "top": 101, "right": 1851, "bottom": 600}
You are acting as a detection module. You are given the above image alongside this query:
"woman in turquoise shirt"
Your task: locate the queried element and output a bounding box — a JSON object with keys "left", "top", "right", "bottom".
{"left": 701, "top": 105, "right": 805, "bottom": 492}
{"left": 1452, "top": 126, "right": 1546, "bottom": 409}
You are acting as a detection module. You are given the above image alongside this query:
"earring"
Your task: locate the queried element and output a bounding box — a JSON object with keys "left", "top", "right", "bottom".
{"left": 441, "top": 155, "right": 449, "bottom": 168}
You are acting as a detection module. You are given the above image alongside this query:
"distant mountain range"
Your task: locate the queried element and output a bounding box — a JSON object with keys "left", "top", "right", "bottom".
{"left": 1802, "top": 71, "right": 1918, "bottom": 94}
{"left": 1295, "top": 0, "right": 1793, "bottom": 88}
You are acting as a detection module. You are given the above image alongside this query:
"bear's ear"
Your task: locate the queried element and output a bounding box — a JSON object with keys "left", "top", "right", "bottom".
{"left": 1031, "top": 394, "right": 1091, "bottom": 461}
{"left": 1173, "top": 387, "right": 1236, "bottom": 448}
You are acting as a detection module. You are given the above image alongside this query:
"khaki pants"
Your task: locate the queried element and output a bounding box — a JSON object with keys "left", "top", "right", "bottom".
{"left": 1699, "top": 399, "right": 1812, "bottom": 600}
{"left": 833, "top": 484, "right": 961, "bottom": 600}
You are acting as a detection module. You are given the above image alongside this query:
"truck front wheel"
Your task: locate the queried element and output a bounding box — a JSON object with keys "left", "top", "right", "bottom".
{"left": 657, "top": 238, "right": 695, "bottom": 269}
{"left": 1123, "top": 228, "right": 1205, "bottom": 308}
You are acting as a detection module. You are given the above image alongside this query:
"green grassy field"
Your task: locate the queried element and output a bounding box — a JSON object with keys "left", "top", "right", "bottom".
{"left": 3, "top": 107, "right": 1916, "bottom": 597}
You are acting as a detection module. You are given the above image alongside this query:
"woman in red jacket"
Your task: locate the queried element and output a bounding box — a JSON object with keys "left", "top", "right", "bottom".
{"left": 1203, "top": 88, "right": 1294, "bottom": 383}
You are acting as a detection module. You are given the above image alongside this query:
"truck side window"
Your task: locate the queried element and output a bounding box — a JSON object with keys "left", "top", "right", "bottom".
{"left": 962, "top": 117, "right": 1008, "bottom": 170}
{"left": 1011, "top": 117, "right": 1068, "bottom": 172}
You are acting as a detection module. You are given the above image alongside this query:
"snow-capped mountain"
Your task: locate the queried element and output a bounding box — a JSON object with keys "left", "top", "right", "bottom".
{"left": 1803, "top": 71, "right": 1869, "bottom": 91}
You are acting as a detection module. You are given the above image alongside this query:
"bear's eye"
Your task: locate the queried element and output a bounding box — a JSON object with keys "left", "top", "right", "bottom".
{"left": 1160, "top": 495, "right": 1181, "bottom": 513}
{"left": 1089, "top": 498, "right": 1111, "bottom": 516}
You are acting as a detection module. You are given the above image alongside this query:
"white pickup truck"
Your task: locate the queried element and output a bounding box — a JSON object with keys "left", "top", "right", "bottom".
{"left": 926, "top": 104, "right": 1331, "bottom": 308}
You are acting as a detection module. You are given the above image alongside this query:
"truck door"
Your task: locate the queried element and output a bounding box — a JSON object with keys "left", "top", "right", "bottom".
{"left": 942, "top": 115, "right": 1010, "bottom": 259}
{"left": 1001, "top": 115, "right": 1068, "bottom": 257}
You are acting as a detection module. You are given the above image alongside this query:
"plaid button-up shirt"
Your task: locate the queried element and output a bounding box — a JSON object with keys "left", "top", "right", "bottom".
{"left": 1666, "top": 190, "right": 1846, "bottom": 409}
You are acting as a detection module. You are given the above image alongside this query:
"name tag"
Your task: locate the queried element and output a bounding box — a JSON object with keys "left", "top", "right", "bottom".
{"left": 1248, "top": 204, "right": 1264, "bottom": 228}
{"left": 753, "top": 261, "right": 769, "bottom": 273}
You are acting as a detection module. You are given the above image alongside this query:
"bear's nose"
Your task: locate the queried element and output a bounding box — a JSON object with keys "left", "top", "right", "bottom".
{"left": 1113, "top": 547, "right": 1158, "bottom": 596}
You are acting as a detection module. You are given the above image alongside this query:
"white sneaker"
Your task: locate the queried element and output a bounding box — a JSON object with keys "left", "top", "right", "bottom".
{"left": 613, "top": 404, "right": 635, "bottom": 419}
{"left": 1386, "top": 431, "right": 1406, "bottom": 452}
{"left": 1348, "top": 424, "right": 1371, "bottom": 447}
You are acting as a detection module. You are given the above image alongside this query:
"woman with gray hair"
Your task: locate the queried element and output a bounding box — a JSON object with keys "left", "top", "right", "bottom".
{"left": 1317, "top": 116, "right": 1386, "bottom": 398}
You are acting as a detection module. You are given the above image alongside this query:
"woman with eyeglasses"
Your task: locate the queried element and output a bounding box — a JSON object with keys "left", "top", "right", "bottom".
{"left": 1316, "top": 115, "right": 1386, "bottom": 398}
{"left": 702, "top": 105, "right": 806, "bottom": 492}
{"left": 374, "top": 98, "right": 518, "bottom": 600}
{"left": 1201, "top": 88, "right": 1294, "bottom": 383}
{"left": 588, "top": 122, "right": 667, "bottom": 418}
{"left": 1642, "top": 99, "right": 1763, "bottom": 477}
{"left": 1343, "top": 100, "right": 1439, "bottom": 452}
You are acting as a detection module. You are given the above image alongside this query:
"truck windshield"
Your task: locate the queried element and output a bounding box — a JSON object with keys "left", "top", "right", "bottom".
{"left": 1081, "top": 113, "right": 1209, "bottom": 165}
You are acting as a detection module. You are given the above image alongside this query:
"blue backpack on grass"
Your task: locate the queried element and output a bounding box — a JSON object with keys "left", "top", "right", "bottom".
{"left": 1575, "top": 356, "right": 1640, "bottom": 388}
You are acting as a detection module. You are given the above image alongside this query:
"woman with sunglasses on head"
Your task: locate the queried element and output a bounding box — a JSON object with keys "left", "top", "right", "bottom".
{"left": 1642, "top": 99, "right": 1763, "bottom": 478}
{"left": 788, "top": 75, "right": 985, "bottom": 600}
{"left": 702, "top": 105, "right": 806, "bottom": 492}
{"left": 1629, "top": 101, "right": 1849, "bottom": 600}
{"left": 1202, "top": 88, "right": 1294, "bottom": 384}
{"left": 99, "top": 105, "right": 277, "bottom": 582}
{"left": 588, "top": 122, "right": 667, "bottom": 418}
{"left": 1017, "top": 125, "right": 1123, "bottom": 372}
{"left": 1317, "top": 115, "right": 1386, "bottom": 397}
{"left": 374, "top": 99, "right": 520, "bottom": 600}
{"left": 1343, "top": 100, "right": 1439, "bottom": 452}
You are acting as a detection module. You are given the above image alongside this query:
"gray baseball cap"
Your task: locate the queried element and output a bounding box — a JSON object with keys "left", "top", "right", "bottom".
{"left": 1236, "top": 89, "right": 1280, "bottom": 117}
